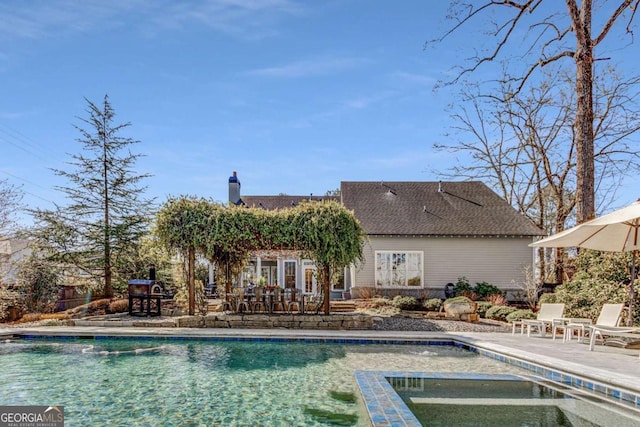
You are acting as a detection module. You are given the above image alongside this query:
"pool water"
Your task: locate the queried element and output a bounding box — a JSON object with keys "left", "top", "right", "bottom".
{"left": 390, "top": 375, "right": 640, "bottom": 427}
{"left": 0, "top": 338, "right": 523, "bottom": 426}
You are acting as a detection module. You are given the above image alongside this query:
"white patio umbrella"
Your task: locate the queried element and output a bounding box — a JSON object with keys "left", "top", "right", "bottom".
{"left": 530, "top": 200, "right": 640, "bottom": 325}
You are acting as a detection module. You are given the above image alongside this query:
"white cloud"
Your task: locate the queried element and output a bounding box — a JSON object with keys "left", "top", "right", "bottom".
{"left": 247, "top": 56, "right": 369, "bottom": 78}
{"left": 0, "top": 112, "right": 28, "bottom": 120}
{"left": 0, "top": 0, "right": 303, "bottom": 42}
{"left": 149, "top": 0, "right": 304, "bottom": 40}
{"left": 0, "top": 1, "right": 135, "bottom": 40}
{"left": 392, "top": 71, "right": 437, "bottom": 86}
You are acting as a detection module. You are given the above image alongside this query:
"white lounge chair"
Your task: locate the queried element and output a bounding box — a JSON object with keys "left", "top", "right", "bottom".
{"left": 519, "top": 303, "right": 565, "bottom": 337}
{"left": 557, "top": 303, "right": 624, "bottom": 343}
{"left": 588, "top": 325, "right": 640, "bottom": 354}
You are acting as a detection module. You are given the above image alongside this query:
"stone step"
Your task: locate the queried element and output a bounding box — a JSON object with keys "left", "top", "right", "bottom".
{"left": 330, "top": 301, "right": 356, "bottom": 312}
{"left": 207, "top": 300, "right": 357, "bottom": 313}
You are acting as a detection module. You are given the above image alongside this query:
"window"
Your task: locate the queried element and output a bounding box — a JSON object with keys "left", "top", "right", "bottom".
{"left": 375, "top": 251, "right": 423, "bottom": 288}
{"left": 284, "top": 260, "right": 297, "bottom": 289}
{"left": 332, "top": 268, "right": 345, "bottom": 291}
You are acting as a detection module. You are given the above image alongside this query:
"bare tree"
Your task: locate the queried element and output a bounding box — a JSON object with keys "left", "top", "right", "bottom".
{"left": 436, "top": 65, "right": 640, "bottom": 282}
{"left": 428, "top": 0, "right": 639, "bottom": 224}
{"left": 0, "top": 179, "right": 23, "bottom": 237}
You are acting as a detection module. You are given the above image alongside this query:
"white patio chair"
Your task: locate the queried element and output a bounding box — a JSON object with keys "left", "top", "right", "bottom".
{"left": 521, "top": 303, "right": 565, "bottom": 337}
{"left": 559, "top": 303, "right": 624, "bottom": 343}
{"left": 588, "top": 324, "right": 640, "bottom": 353}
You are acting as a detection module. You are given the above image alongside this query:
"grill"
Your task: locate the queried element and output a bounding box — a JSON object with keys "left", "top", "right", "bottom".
{"left": 128, "top": 279, "right": 164, "bottom": 297}
{"left": 128, "top": 279, "right": 164, "bottom": 316}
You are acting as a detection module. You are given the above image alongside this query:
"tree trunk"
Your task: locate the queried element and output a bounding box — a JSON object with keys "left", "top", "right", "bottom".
{"left": 323, "top": 265, "right": 331, "bottom": 315}
{"left": 574, "top": 4, "right": 595, "bottom": 223}
{"left": 188, "top": 246, "right": 195, "bottom": 316}
{"left": 102, "top": 117, "right": 113, "bottom": 298}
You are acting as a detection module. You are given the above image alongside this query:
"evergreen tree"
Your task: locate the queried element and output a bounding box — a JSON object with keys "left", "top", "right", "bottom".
{"left": 30, "top": 95, "right": 153, "bottom": 297}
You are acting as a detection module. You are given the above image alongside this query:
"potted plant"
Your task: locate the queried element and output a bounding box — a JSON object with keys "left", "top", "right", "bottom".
{"left": 257, "top": 277, "right": 266, "bottom": 288}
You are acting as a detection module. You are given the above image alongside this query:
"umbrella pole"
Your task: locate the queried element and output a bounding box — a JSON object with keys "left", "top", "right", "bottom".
{"left": 629, "top": 250, "right": 637, "bottom": 327}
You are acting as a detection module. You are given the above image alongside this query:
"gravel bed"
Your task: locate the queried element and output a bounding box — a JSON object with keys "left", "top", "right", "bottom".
{"left": 371, "top": 316, "right": 512, "bottom": 333}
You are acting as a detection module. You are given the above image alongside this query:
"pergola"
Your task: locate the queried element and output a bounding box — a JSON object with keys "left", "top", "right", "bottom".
{"left": 155, "top": 196, "right": 366, "bottom": 315}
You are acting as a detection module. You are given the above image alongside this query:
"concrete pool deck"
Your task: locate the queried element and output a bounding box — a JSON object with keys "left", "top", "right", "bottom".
{"left": 2, "top": 325, "right": 639, "bottom": 397}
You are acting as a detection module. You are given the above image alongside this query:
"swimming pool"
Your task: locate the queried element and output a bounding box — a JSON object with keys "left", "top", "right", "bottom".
{"left": 0, "top": 337, "right": 524, "bottom": 426}
{"left": 383, "top": 373, "right": 640, "bottom": 426}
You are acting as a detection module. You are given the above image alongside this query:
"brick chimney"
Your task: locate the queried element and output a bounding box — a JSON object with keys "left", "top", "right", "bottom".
{"left": 228, "top": 171, "right": 241, "bottom": 205}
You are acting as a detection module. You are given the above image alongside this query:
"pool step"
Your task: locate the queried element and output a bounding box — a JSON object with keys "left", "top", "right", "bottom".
{"left": 409, "top": 397, "right": 563, "bottom": 406}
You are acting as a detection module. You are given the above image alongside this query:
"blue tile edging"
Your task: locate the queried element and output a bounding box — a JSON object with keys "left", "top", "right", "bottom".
{"left": 471, "top": 346, "right": 640, "bottom": 407}
{"left": 355, "top": 371, "right": 529, "bottom": 427}
{"left": 355, "top": 370, "right": 421, "bottom": 427}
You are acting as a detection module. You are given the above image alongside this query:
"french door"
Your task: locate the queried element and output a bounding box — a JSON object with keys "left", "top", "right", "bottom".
{"left": 302, "top": 260, "right": 317, "bottom": 294}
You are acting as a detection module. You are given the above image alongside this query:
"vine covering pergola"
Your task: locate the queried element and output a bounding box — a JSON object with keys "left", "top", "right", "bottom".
{"left": 155, "top": 196, "right": 367, "bottom": 315}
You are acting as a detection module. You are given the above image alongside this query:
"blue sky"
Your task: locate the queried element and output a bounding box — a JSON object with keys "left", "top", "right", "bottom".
{"left": 1, "top": 1, "right": 639, "bottom": 223}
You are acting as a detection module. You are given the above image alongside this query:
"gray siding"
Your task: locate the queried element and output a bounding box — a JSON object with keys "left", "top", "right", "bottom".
{"left": 353, "top": 236, "right": 534, "bottom": 296}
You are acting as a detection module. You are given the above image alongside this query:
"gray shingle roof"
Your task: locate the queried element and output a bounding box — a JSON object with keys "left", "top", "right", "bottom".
{"left": 340, "top": 181, "right": 544, "bottom": 236}
{"left": 241, "top": 195, "right": 339, "bottom": 210}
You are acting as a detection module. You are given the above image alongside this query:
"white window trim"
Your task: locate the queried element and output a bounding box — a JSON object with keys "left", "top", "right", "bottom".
{"left": 331, "top": 267, "right": 346, "bottom": 291}
{"left": 374, "top": 250, "right": 424, "bottom": 288}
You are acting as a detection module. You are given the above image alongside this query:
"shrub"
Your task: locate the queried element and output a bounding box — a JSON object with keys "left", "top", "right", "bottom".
{"left": 107, "top": 299, "right": 129, "bottom": 314}
{"left": 452, "top": 277, "right": 473, "bottom": 295}
{"left": 444, "top": 296, "right": 474, "bottom": 305}
{"left": 485, "top": 305, "right": 518, "bottom": 321}
{"left": 505, "top": 309, "right": 536, "bottom": 323}
{"left": 474, "top": 281, "right": 504, "bottom": 298}
{"left": 476, "top": 301, "right": 493, "bottom": 318}
{"left": 485, "top": 293, "right": 508, "bottom": 306}
{"left": 459, "top": 290, "right": 479, "bottom": 301}
{"left": 538, "top": 293, "right": 558, "bottom": 304}
{"left": 370, "top": 297, "right": 392, "bottom": 308}
{"left": 356, "top": 287, "right": 377, "bottom": 299}
{"left": 0, "top": 287, "right": 25, "bottom": 322}
{"left": 391, "top": 295, "right": 419, "bottom": 310}
{"left": 546, "top": 249, "right": 640, "bottom": 324}
{"left": 15, "top": 255, "right": 62, "bottom": 314}
{"left": 423, "top": 298, "right": 443, "bottom": 312}
{"left": 87, "top": 299, "right": 111, "bottom": 313}
{"left": 452, "top": 278, "right": 505, "bottom": 301}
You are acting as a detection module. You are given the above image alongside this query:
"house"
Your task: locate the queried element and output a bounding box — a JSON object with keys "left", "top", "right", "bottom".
{"left": 228, "top": 173, "right": 544, "bottom": 300}
{"left": 0, "top": 237, "right": 31, "bottom": 285}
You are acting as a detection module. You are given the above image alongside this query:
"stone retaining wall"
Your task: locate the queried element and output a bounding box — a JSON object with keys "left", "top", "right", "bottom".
{"left": 72, "top": 313, "right": 373, "bottom": 330}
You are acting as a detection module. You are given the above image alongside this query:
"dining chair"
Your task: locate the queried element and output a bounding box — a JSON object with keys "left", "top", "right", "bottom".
{"left": 286, "top": 288, "right": 301, "bottom": 313}
{"left": 220, "top": 291, "right": 236, "bottom": 312}
{"left": 270, "top": 288, "right": 286, "bottom": 312}
{"left": 234, "top": 288, "right": 250, "bottom": 313}
{"left": 251, "top": 287, "right": 267, "bottom": 313}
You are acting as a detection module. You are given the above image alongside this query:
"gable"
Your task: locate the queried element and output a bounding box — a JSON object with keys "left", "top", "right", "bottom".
{"left": 340, "top": 181, "right": 543, "bottom": 236}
